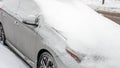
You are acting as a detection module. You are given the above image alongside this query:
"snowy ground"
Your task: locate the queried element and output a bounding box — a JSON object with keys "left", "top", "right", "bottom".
{"left": 0, "top": 43, "right": 29, "bottom": 68}
{"left": 79, "top": 0, "right": 120, "bottom": 13}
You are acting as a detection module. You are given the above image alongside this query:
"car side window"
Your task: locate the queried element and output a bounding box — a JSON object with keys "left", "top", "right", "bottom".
{"left": 16, "top": 0, "right": 40, "bottom": 18}
{"left": 3, "top": 0, "right": 20, "bottom": 12}
{"left": 3, "top": 0, "right": 40, "bottom": 18}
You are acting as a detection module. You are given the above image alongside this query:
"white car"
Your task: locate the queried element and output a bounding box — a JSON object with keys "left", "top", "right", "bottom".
{"left": 0, "top": 0, "right": 120, "bottom": 68}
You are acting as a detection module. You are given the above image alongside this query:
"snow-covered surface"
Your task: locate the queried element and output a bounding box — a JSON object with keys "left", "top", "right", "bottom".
{"left": 0, "top": 43, "right": 29, "bottom": 68}
{"left": 35, "top": 0, "right": 120, "bottom": 68}
{"left": 1, "top": 0, "right": 120, "bottom": 67}
{"left": 2, "top": 0, "right": 40, "bottom": 18}
{"left": 79, "top": 0, "right": 120, "bottom": 13}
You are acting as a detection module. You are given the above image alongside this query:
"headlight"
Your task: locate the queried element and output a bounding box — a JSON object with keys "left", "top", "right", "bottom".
{"left": 66, "top": 49, "right": 81, "bottom": 63}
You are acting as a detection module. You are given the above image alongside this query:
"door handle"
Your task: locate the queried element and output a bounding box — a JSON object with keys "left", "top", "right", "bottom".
{"left": 14, "top": 21, "right": 19, "bottom": 25}
{"left": 15, "top": 21, "right": 18, "bottom": 24}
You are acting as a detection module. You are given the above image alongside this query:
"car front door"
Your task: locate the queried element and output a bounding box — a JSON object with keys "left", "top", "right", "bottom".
{"left": 11, "top": 0, "right": 42, "bottom": 62}
{"left": 12, "top": 19, "right": 43, "bottom": 62}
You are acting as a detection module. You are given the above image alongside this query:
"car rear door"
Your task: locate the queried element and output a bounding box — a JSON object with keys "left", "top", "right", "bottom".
{"left": 1, "top": 0, "right": 20, "bottom": 45}
{"left": 1, "top": 10, "right": 16, "bottom": 45}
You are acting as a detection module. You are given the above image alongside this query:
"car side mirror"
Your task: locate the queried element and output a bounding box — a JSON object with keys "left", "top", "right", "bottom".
{"left": 22, "top": 15, "right": 39, "bottom": 27}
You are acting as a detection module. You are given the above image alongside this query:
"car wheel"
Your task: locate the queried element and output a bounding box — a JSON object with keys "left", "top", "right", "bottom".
{"left": 38, "top": 52, "right": 57, "bottom": 68}
{"left": 0, "top": 23, "right": 6, "bottom": 45}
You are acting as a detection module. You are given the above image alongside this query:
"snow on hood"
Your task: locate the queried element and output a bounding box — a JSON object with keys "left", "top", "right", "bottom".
{"left": 34, "top": 0, "right": 120, "bottom": 67}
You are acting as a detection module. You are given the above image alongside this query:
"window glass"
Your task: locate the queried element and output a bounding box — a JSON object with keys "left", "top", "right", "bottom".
{"left": 3, "top": 0, "right": 40, "bottom": 18}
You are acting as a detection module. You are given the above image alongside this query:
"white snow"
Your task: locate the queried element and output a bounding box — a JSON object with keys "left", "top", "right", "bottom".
{"left": 34, "top": 0, "right": 120, "bottom": 68}
{"left": 2, "top": 0, "right": 40, "bottom": 19}
{"left": 79, "top": 0, "right": 120, "bottom": 13}
{"left": 1, "top": 0, "right": 120, "bottom": 68}
{"left": 0, "top": 43, "right": 29, "bottom": 68}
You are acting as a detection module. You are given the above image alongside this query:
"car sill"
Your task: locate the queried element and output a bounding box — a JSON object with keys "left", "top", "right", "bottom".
{"left": 5, "top": 40, "right": 34, "bottom": 68}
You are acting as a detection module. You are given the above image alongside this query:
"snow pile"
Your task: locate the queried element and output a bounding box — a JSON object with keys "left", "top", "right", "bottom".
{"left": 79, "top": 0, "right": 120, "bottom": 13}
{"left": 34, "top": 0, "right": 120, "bottom": 68}
{"left": 79, "top": 0, "right": 102, "bottom": 5}
{"left": 0, "top": 43, "right": 29, "bottom": 68}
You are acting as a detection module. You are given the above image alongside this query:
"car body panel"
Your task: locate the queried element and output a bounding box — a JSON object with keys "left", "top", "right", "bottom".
{"left": 0, "top": 8, "right": 67, "bottom": 68}
{"left": 0, "top": 0, "right": 120, "bottom": 68}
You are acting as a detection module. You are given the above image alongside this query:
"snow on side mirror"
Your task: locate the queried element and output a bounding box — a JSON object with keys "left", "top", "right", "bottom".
{"left": 22, "top": 15, "right": 39, "bottom": 27}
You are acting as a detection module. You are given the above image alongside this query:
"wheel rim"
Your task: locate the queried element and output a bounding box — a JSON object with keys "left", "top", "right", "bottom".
{"left": 0, "top": 25, "right": 5, "bottom": 42}
{"left": 39, "top": 52, "right": 56, "bottom": 68}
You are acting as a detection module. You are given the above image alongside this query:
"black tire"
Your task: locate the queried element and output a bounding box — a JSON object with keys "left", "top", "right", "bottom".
{"left": 37, "top": 52, "right": 57, "bottom": 68}
{"left": 0, "top": 23, "right": 6, "bottom": 45}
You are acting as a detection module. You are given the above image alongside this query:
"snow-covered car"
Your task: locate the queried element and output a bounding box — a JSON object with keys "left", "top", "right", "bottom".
{"left": 0, "top": 0, "right": 120, "bottom": 68}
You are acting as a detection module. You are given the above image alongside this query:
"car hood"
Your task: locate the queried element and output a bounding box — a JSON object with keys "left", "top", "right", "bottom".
{"left": 35, "top": 0, "right": 120, "bottom": 67}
